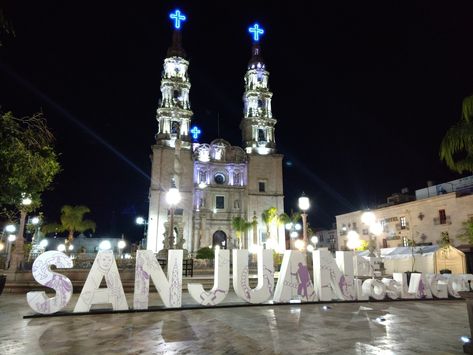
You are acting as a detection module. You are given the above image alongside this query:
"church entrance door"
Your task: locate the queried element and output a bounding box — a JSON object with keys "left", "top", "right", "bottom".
{"left": 212, "top": 230, "right": 227, "bottom": 249}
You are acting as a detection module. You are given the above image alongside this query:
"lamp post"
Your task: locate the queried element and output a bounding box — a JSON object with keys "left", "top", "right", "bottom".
{"left": 9, "top": 193, "right": 32, "bottom": 270}
{"left": 5, "top": 234, "right": 16, "bottom": 269}
{"left": 29, "top": 216, "right": 41, "bottom": 260}
{"left": 285, "top": 221, "right": 301, "bottom": 250}
{"left": 135, "top": 217, "right": 148, "bottom": 248}
{"left": 346, "top": 230, "right": 360, "bottom": 251}
{"left": 39, "top": 239, "right": 48, "bottom": 253}
{"left": 166, "top": 180, "right": 182, "bottom": 249}
{"left": 361, "top": 211, "right": 382, "bottom": 257}
{"left": 118, "top": 239, "right": 126, "bottom": 259}
{"left": 298, "top": 193, "right": 310, "bottom": 245}
{"left": 307, "top": 235, "right": 319, "bottom": 252}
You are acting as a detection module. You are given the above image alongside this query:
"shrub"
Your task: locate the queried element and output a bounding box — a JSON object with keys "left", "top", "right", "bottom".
{"left": 196, "top": 247, "right": 214, "bottom": 260}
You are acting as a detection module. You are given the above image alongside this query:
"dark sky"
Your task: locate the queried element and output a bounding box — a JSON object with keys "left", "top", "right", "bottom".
{"left": 1, "top": 1, "right": 473, "bottom": 241}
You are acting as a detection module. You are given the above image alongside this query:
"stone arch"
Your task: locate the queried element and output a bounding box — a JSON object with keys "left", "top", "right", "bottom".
{"left": 212, "top": 230, "right": 227, "bottom": 249}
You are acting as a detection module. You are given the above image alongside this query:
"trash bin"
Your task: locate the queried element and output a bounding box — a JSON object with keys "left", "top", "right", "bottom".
{"left": 0, "top": 274, "right": 6, "bottom": 296}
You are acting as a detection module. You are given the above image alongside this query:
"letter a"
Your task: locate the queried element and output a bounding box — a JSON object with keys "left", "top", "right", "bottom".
{"left": 74, "top": 250, "right": 128, "bottom": 312}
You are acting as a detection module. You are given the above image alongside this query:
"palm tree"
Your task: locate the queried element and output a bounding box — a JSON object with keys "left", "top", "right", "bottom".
{"left": 440, "top": 94, "right": 473, "bottom": 173}
{"left": 261, "top": 207, "right": 278, "bottom": 241}
{"left": 231, "top": 216, "right": 254, "bottom": 249}
{"left": 42, "top": 205, "right": 96, "bottom": 245}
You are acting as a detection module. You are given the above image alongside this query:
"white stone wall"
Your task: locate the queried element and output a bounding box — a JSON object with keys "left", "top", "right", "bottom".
{"left": 336, "top": 192, "right": 473, "bottom": 250}
{"left": 247, "top": 154, "right": 285, "bottom": 250}
{"left": 147, "top": 146, "right": 193, "bottom": 253}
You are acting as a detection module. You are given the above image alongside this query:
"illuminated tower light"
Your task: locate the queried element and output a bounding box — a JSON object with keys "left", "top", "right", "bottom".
{"left": 249, "top": 23, "right": 264, "bottom": 42}
{"left": 170, "top": 9, "right": 187, "bottom": 29}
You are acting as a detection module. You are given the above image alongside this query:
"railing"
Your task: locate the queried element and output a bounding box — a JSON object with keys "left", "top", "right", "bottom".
{"left": 433, "top": 216, "right": 451, "bottom": 225}
{"left": 6, "top": 253, "right": 195, "bottom": 276}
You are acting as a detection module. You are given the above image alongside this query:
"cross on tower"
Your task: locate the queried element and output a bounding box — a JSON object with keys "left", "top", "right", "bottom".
{"left": 170, "top": 9, "right": 187, "bottom": 29}
{"left": 190, "top": 126, "right": 202, "bottom": 140}
{"left": 249, "top": 23, "right": 264, "bottom": 42}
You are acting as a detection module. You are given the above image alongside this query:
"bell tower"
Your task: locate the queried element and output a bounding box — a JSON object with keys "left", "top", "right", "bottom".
{"left": 147, "top": 9, "right": 194, "bottom": 253}
{"left": 156, "top": 9, "right": 193, "bottom": 149}
{"left": 240, "top": 23, "right": 277, "bottom": 155}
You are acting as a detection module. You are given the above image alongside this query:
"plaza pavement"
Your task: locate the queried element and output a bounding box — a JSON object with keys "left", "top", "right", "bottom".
{"left": 0, "top": 291, "right": 470, "bottom": 354}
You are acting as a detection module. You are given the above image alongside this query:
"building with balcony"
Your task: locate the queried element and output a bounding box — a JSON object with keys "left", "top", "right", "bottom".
{"left": 336, "top": 176, "right": 473, "bottom": 250}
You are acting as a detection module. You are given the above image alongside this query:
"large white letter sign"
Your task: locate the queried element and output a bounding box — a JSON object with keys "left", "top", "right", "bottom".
{"left": 313, "top": 249, "right": 355, "bottom": 301}
{"left": 273, "top": 250, "right": 317, "bottom": 302}
{"left": 232, "top": 249, "right": 274, "bottom": 304}
{"left": 133, "top": 249, "right": 183, "bottom": 309}
{"left": 188, "top": 249, "right": 229, "bottom": 306}
{"left": 27, "top": 251, "right": 73, "bottom": 314}
{"left": 74, "top": 250, "right": 128, "bottom": 312}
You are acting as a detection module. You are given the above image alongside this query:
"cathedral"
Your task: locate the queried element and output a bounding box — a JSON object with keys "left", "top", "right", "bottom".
{"left": 147, "top": 10, "right": 285, "bottom": 254}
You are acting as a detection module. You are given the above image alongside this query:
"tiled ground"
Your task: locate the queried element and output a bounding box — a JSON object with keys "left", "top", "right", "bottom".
{"left": 0, "top": 292, "right": 470, "bottom": 354}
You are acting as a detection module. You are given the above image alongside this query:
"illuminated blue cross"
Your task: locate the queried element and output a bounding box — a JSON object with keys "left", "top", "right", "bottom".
{"left": 170, "top": 9, "right": 186, "bottom": 29}
{"left": 190, "top": 126, "right": 201, "bottom": 140}
{"left": 249, "top": 23, "right": 264, "bottom": 42}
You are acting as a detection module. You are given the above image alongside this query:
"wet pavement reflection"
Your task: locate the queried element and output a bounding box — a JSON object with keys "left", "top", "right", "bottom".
{"left": 0, "top": 293, "right": 469, "bottom": 354}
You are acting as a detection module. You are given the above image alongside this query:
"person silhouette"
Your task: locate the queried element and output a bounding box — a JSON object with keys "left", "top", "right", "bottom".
{"left": 291, "top": 262, "right": 311, "bottom": 299}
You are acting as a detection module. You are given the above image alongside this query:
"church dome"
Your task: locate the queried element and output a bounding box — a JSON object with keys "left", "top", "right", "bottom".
{"left": 209, "top": 138, "right": 231, "bottom": 147}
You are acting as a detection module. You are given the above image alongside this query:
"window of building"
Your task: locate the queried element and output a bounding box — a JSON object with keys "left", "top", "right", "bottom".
{"left": 216, "top": 196, "right": 225, "bottom": 209}
{"left": 258, "top": 129, "right": 266, "bottom": 142}
{"left": 439, "top": 209, "right": 447, "bottom": 224}
{"left": 400, "top": 216, "right": 407, "bottom": 230}
{"left": 214, "top": 173, "right": 226, "bottom": 185}
{"left": 258, "top": 181, "right": 266, "bottom": 192}
{"left": 171, "top": 121, "right": 180, "bottom": 136}
{"left": 199, "top": 170, "right": 207, "bottom": 184}
{"left": 233, "top": 171, "right": 240, "bottom": 186}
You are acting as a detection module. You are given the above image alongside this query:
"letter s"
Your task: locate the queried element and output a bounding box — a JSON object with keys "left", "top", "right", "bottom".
{"left": 27, "top": 251, "right": 73, "bottom": 314}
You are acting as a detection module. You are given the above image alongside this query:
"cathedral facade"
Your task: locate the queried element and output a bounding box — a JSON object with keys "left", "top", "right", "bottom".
{"left": 147, "top": 15, "right": 285, "bottom": 254}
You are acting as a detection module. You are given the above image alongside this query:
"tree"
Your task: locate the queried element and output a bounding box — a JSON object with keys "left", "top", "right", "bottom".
{"left": 261, "top": 207, "right": 278, "bottom": 241}
{"left": 231, "top": 216, "right": 254, "bottom": 249}
{"left": 0, "top": 7, "right": 15, "bottom": 46}
{"left": 42, "top": 205, "right": 96, "bottom": 247}
{"left": 438, "top": 231, "right": 452, "bottom": 273}
{"left": 0, "top": 112, "right": 60, "bottom": 208}
{"left": 0, "top": 111, "right": 60, "bottom": 269}
{"left": 458, "top": 217, "right": 473, "bottom": 244}
{"left": 440, "top": 94, "right": 473, "bottom": 173}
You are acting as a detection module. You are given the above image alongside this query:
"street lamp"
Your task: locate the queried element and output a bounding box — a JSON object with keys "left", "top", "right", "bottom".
{"left": 29, "top": 216, "right": 41, "bottom": 259}
{"left": 135, "top": 216, "right": 148, "bottom": 248}
{"left": 298, "top": 193, "right": 310, "bottom": 245}
{"left": 285, "top": 222, "right": 301, "bottom": 249}
{"left": 118, "top": 239, "right": 126, "bottom": 258}
{"left": 361, "top": 210, "right": 381, "bottom": 257}
{"left": 39, "top": 239, "right": 48, "bottom": 252}
{"left": 57, "top": 244, "right": 66, "bottom": 252}
{"left": 294, "top": 239, "right": 306, "bottom": 251}
{"left": 306, "top": 236, "right": 319, "bottom": 252}
{"left": 5, "top": 234, "right": 16, "bottom": 269}
{"left": 346, "top": 230, "right": 361, "bottom": 251}
{"left": 166, "top": 180, "right": 182, "bottom": 249}
{"left": 5, "top": 224, "right": 16, "bottom": 234}
{"left": 9, "top": 193, "right": 33, "bottom": 270}
{"left": 99, "top": 240, "right": 112, "bottom": 251}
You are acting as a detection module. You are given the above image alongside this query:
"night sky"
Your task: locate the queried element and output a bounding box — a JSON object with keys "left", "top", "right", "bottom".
{"left": 1, "top": 1, "right": 473, "bottom": 242}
